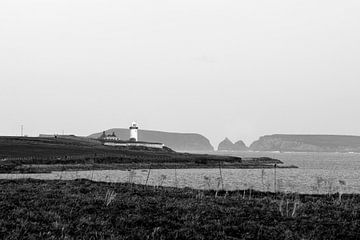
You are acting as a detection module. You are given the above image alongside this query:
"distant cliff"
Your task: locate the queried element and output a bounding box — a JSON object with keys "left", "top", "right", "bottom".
{"left": 88, "top": 129, "right": 214, "bottom": 152}
{"left": 218, "top": 138, "right": 248, "bottom": 151}
{"left": 250, "top": 134, "right": 360, "bottom": 152}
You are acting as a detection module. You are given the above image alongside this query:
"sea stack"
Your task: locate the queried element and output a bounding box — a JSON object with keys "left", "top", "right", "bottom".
{"left": 218, "top": 138, "right": 248, "bottom": 151}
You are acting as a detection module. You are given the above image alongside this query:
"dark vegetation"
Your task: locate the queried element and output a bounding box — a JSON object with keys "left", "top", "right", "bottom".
{"left": 1, "top": 178, "right": 360, "bottom": 239}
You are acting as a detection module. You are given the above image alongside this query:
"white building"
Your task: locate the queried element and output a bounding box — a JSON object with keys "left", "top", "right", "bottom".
{"left": 98, "top": 131, "right": 121, "bottom": 141}
{"left": 101, "top": 122, "right": 165, "bottom": 149}
{"left": 129, "top": 122, "right": 139, "bottom": 141}
{"left": 104, "top": 141, "right": 164, "bottom": 149}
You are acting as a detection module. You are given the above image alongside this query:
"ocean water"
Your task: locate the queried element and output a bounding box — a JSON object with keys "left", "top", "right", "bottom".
{"left": 1, "top": 151, "right": 360, "bottom": 194}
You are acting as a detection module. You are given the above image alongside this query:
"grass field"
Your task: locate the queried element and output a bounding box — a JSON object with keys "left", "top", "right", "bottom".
{"left": 1, "top": 178, "right": 360, "bottom": 239}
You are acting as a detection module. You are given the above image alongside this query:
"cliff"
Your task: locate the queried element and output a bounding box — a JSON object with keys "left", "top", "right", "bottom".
{"left": 88, "top": 129, "right": 214, "bottom": 152}
{"left": 218, "top": 138, "right": 248, "bottom": 151}
{"left": 250, "top": 134, "right": 360, "bottom": 152}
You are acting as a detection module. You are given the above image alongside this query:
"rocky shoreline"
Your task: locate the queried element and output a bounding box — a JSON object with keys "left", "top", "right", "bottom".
{"left": 1, "top": 157, "right": 295, "bottom": 174}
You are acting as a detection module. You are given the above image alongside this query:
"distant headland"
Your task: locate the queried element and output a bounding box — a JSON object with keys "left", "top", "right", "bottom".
{"left": 89, "top": 128, "right": 360, "bottom": 153}
{"left": 219, "top": 134, "right": 360, "bottom": 153}
{"left": 88, "top": 128, "right": 214, "bottom": 152}
{"left": 249, "top": 134, "right": 360, "bottom": 153}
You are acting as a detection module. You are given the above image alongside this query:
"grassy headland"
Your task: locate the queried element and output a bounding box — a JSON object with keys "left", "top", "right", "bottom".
{"left": 1, "top": 178, "right": 359, "bottom": 239}
{"left": 0, "top": 136, "right": 293, "bottom": 173}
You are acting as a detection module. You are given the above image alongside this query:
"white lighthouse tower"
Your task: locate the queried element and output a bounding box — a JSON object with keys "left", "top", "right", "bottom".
{"left": 129, "top": 122, "right": 139, "bottom": 141}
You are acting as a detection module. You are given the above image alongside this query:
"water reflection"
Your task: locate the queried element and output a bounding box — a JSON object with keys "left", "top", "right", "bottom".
{"left": 0, "top": 167, "right": 359, "bottom": 194}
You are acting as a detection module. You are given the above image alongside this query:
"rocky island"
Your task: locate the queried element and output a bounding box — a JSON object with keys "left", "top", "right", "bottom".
{"left": 218, "top": 138, "right": 248, "bottom": 151}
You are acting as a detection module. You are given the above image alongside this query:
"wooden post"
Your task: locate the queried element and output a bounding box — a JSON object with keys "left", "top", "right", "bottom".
{"left": 219, "top": 161, "right": 224, "bottom": 190}
{"left": 145, "top": 164, "right": 151, "bottom": 185}
{"left": 274, "top": 164, "right": 277, "bottom": 193}
{"left": 174, "top": 167, "right": 178, "bottom": 187}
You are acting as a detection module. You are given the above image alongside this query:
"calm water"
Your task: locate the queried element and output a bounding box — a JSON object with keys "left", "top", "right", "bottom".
{"left": 1, "top": 151, "right": 360, "bottom": 194}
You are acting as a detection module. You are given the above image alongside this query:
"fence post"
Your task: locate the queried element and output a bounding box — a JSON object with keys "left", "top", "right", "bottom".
{"left": 218, "top": 161, "right": 224, "bottom": 190}
{"left": 145, "top": 164, "right": 151, "bottom": 185}
{"left": 274, "top": 164, "right": 277, "bottom": 193}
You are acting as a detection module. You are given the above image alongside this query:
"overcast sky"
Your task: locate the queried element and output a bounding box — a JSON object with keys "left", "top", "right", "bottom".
{"left": 1, "top": 0, "right": 360, "bottom": 146}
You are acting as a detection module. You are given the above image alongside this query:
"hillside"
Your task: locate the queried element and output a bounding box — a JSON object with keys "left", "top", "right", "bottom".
{"left": 250, "top": 134, "right": 360, "bottom": 152}
{"left": 89, "top": 129, "right": 214, "bottom": 151}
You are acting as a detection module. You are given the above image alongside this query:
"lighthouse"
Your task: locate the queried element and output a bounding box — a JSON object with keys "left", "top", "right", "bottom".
{"left": 102, "top": 122, "right": 164, "bottom": 148}
{"left": 129, "top": 122, "right": 139, "bottom": 141}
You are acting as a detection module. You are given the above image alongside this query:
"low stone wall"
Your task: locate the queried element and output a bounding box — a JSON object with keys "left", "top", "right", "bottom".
{"left": 104, "top": 142, "right": 164, "bottom": 149}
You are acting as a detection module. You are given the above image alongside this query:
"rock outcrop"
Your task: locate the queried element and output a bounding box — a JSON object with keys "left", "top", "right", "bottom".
{"left": 249, "top": 134, "right": 360, "bottom": 152}
{"left": 218, "top": 138, "right": 248, "bottom": 151}
{"left": 234, "top": 140, "right": 248, "bottom": 151}
{"left": 88, "top": 129, "right": 214, "bottom": 152}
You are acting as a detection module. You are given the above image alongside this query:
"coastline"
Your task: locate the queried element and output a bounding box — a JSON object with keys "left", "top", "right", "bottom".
{"left": 2, "top": 160, "right": 297, "bottom": 174}
{"left": 0, "top": 136, "right": 297, "bottom": 173}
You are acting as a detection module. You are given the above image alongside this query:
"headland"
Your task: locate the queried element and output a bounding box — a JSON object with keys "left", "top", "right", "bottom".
{"left": 0, "top": 136, "right": 295, "bottom": 174}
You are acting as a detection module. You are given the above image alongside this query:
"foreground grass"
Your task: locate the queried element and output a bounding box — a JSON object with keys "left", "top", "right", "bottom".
{"left": 1, "top": 179, "right": 360, "bottom": 239}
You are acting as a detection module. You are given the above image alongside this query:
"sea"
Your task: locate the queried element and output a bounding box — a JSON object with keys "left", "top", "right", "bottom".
{"left": 1, "top": 151, "right": 360, "bottom": 194}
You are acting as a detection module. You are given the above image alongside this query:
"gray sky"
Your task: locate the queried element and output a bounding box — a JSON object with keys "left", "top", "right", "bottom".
{"left": 1, "top": 0, "right": 360, "bottom": 146}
